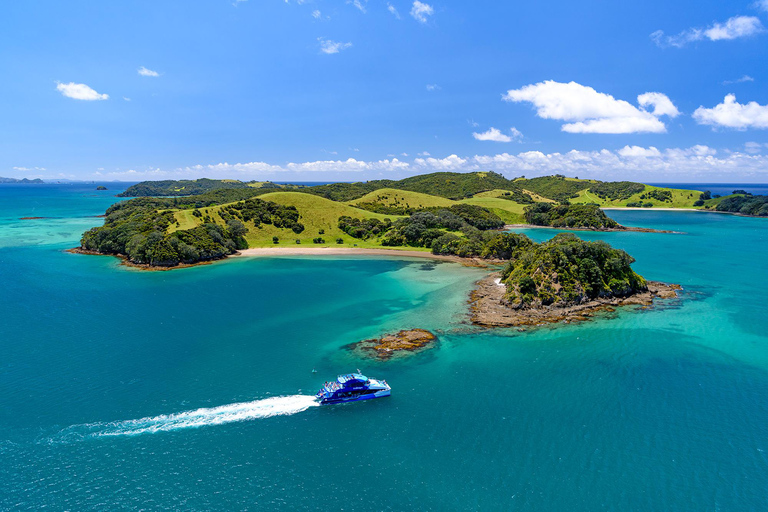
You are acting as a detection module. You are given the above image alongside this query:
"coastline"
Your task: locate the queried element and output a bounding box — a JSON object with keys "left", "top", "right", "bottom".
{"left": 503, "top": 224, "right": 678, "bottom": 234}
{"left": 235, "top": 247, "right": 499, "bottom": 267}
{"left": 469, "top": 273, "right": 681, "bottom": 329}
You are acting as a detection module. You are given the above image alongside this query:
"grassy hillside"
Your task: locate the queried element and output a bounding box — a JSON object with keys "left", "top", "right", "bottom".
{"left": 348, "top": 187, "right": 528, "bottom": 223}
{"left": 349, "top": 188, "right": 455, "bottom": 210}
{"left": 171, "top": 192, "right": 404, "bottom": 248}
{"left": 458, "top": 196, "right": 526, "bottom": 224}
{"left": 572, "top": 184, "right": 702, "bottom": 208}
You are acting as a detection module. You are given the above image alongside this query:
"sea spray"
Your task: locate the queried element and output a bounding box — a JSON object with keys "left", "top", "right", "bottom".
{"left": 56, "top": 395, "right": 320, "bottom": 440}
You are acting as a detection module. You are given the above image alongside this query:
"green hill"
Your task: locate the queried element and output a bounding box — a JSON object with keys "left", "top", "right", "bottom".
{"left": 171, "top": 191, "right": 402, "bottom": 248}
{"left": 117, "top": 178, "right": 297, "bottom": 197}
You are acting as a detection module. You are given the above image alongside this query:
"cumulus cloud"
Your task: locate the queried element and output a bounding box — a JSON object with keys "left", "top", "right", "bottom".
{"left": 693, "top": 94, "right": 768, "bottom": 130}
{"left": 426, "top": 84, "right": 440, "bottom": 91}
{"left": 617, "top": 145, "right": 662, "bottom": 158}
{"left": 55, "top": 81, "right": 109, "bottom": 101}
{"left": 473, "top": 127, "right": 523, "bottom": 143}
{"left": 96, "top": 145, "right": 768, "bottom": 182}
{"left": 757, "top": 0, "right": 768, "bottom": 12}
{"left": 651, "top": 16, "right": 765, "bottom": 48}
{"left": 503, "top": 80, "right": 678, "bottom": 134}
{"left": 413, "top": 154, "right": 467, "bottom": 169}
{"left": 410, "top": 1, "right": 434, "bottom": 23}
{"left": 387, "top": 3, "right": 400, "bottom": 18}
{"left": 318, "top": 37, "right": 352, "bottom": 54}
{"left": 138, "top": 66, "right": 160, "bottom": 77}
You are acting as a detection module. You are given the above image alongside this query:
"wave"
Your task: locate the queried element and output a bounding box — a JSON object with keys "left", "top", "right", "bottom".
{"left": 56, "top": 395, "right": 319, "bottom": 440}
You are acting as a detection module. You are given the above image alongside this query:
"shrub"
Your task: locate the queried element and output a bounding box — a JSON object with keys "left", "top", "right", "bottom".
{"left": 272, "top": 236, "right": 279, "bottom": 244}
{"left": 336, "top": 238, "right": 344, "bottom": 244}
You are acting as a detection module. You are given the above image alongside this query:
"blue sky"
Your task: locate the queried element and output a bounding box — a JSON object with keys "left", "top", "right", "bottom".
{"left": 2, "top": 0, "right": 768, "bottom": 182}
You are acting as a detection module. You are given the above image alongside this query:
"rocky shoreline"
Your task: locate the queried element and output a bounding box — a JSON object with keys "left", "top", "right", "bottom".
{"left": 469, "top": 272, "right": 681, "bottom": 328}
{"left": 503, "top": 224, "right": 678, "bottom": 234}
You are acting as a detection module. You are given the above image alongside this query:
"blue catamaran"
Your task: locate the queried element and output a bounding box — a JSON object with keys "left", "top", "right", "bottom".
{"left": 316, "top": 372, "right": 391, "bottom": 405}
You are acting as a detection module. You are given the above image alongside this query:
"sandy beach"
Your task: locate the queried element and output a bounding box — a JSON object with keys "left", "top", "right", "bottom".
{"left": 235, "top": 246, "right": 480, "bottom": 264}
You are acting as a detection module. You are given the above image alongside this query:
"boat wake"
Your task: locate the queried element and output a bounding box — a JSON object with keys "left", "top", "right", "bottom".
{"left": 55, "top": 395, "right": 319, "bottom": 440}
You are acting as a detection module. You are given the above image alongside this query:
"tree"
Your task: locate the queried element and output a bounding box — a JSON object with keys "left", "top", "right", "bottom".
{"left": 272, "top": 236, "right": 279, "bottom": 244}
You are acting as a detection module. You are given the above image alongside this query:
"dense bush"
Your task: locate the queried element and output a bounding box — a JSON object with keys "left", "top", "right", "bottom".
{"left": 338, "top": 216, "right": 392, "bottom": 239}
{"left": 81, "top": 203, "right": 247, "bottom": 267}
{"left": 501, "top": 233, "right": 646, "bottom": 307}
{"left": 523, "top": 203, "right": 619, "bottom": 229}
{"left": 588, "top": 181, "right": 645, "bottom": 201}
{"left": 118, "top": 179, "right": 287, "bottom": 197}
{"left": 716, "top": 194, "right": 768, "bottom": 216}
{"left": 222, "top": 197, "right": 304, "bottom": 233}
{"left": 640, "top": 189, "right": 672, "bottom": 202}
{"left": 514, "top": 175, "right": 589, "bottom": 201}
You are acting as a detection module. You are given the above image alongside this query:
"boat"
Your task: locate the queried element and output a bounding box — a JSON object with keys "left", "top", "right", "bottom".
{"left": 315, "top": 372, "right": 391, "bottom": 405}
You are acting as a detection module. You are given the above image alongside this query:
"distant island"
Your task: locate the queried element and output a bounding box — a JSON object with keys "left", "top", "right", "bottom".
{"left": 0, "top": 177, "right": 44, "bottom": 184}
{"left": 96, "top": 186, "right": 108, "bottom": 191}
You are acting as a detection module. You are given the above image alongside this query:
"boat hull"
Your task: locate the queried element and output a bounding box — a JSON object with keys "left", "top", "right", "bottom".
{"left": 318, "top": 389, "right": 391, "bottom": 405}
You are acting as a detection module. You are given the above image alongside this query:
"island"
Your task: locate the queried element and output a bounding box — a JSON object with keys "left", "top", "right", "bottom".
{"left": 96, "top": 186, "right": 108, "bottom": 191}
{"left": 77, "top": 172, "right": 713, "bottom": 269}
{"left": 0, "top": 176, "right": 44, "bottom": 184}
{"left": 469, "top": 233, "right": 681, "bottom": 328}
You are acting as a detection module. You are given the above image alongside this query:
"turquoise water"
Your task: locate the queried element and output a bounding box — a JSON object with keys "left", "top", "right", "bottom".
{"left": 2, "top": 185, "right": 768, "bottom": 510}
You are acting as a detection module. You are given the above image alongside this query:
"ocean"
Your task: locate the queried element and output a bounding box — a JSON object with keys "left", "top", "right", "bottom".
{"left": 1, "top": 183, "right": 767, "bottom": 510}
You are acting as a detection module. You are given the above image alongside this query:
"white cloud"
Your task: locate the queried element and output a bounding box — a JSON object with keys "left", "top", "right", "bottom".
{"left": 418, "top": 151, "right": 431, "bottom": 156}
{"left": 138, "top": 66, "right": 160, "bottom": 77}
{"left": 95, "top": 145, "right": 768, "bottom": 182}
{"left": 312, "top": 10, "right": 321, "bottom": 18}
{"left": 426, "top": 84, "right": 440, "bottom": 91}
{"left": 756, "top": 0, "right": 768, "bottom": 12}
{"left": 693, "top": 94, "right": 768, "bottom": 130}
{"left": 473, "top": 127, "right": 523, "bottom": 143}
{"left": 413, "top": 154, "right": 467, "bottom": 169}
{"left": 651, "top": 16, "right": 765, "bottom": 48}
{"left": 706, "top": 16, "right": 764, "bottom": 40}
{"left": 13, "top": 166, "right": 46, "bottom": 171}
{"left": 123, "top": 97, "right": 131, "bottom": 101}
{"left": 387, "top": 3, "right": 400, "bottom": 18}
{"left": 410, "top": 1, "right": 434, "bottom": 23}
{"left": 318, "top": 38, "right": 352, "bottom": 54}
{"left": 617, "top": 145, "right": 662, "bottom": 158}
{"left": 503, "top": 80, "right": 677, "bottom": 134}
{"left": 744, "top": 141, "right": 768, "bottom": 153}
{"left": 722, "top": 75, "right": 755, "bottom": 85}
{"left": 55, "top": 81, "right": 109, "bottom": 101}
{"left": 350, "top": 0, "right": 367, "bottom": 13}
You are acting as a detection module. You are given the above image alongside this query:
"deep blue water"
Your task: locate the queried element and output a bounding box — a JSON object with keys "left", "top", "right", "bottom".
{"left": 649, "top": 182, "right": 768, "bottom": 196}
{"left": 1, "top": 185, "right": 768, "bottom": 510}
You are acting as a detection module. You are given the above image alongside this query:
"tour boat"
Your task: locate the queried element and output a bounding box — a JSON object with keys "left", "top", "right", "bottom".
{"left": 316, "top": 372, "right": 391, "bottom": 405}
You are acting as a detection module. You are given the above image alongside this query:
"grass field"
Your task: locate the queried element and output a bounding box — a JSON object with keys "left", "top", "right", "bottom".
{"left": 171, "top": 191, "right": 405, "bottom": 248}
{"left": 348, "top": 188, "right": 455, "bottom": 209}
{"left": 572, "top": 185, "right": 703, "bottom": 208}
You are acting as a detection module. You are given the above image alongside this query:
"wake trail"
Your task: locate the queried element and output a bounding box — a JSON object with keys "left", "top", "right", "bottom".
{"left": 55, "top": 395, "right": 319, "bottom": 440}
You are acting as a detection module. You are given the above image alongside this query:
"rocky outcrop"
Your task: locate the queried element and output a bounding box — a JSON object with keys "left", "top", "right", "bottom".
{"left": 349, "top": 329, "right": 438, "bottom": 360}
{"left": 469, "top": 272, "right": 681, "bottom": 328}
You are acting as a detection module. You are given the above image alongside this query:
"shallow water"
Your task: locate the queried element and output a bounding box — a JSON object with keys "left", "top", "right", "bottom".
{"left": 1, "top": 185, "right": 767, "bottom": 510}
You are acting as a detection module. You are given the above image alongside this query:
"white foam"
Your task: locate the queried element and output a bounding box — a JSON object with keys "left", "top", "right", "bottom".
{"left": 61, "top": 395, "right": 320, "bottom": 439}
